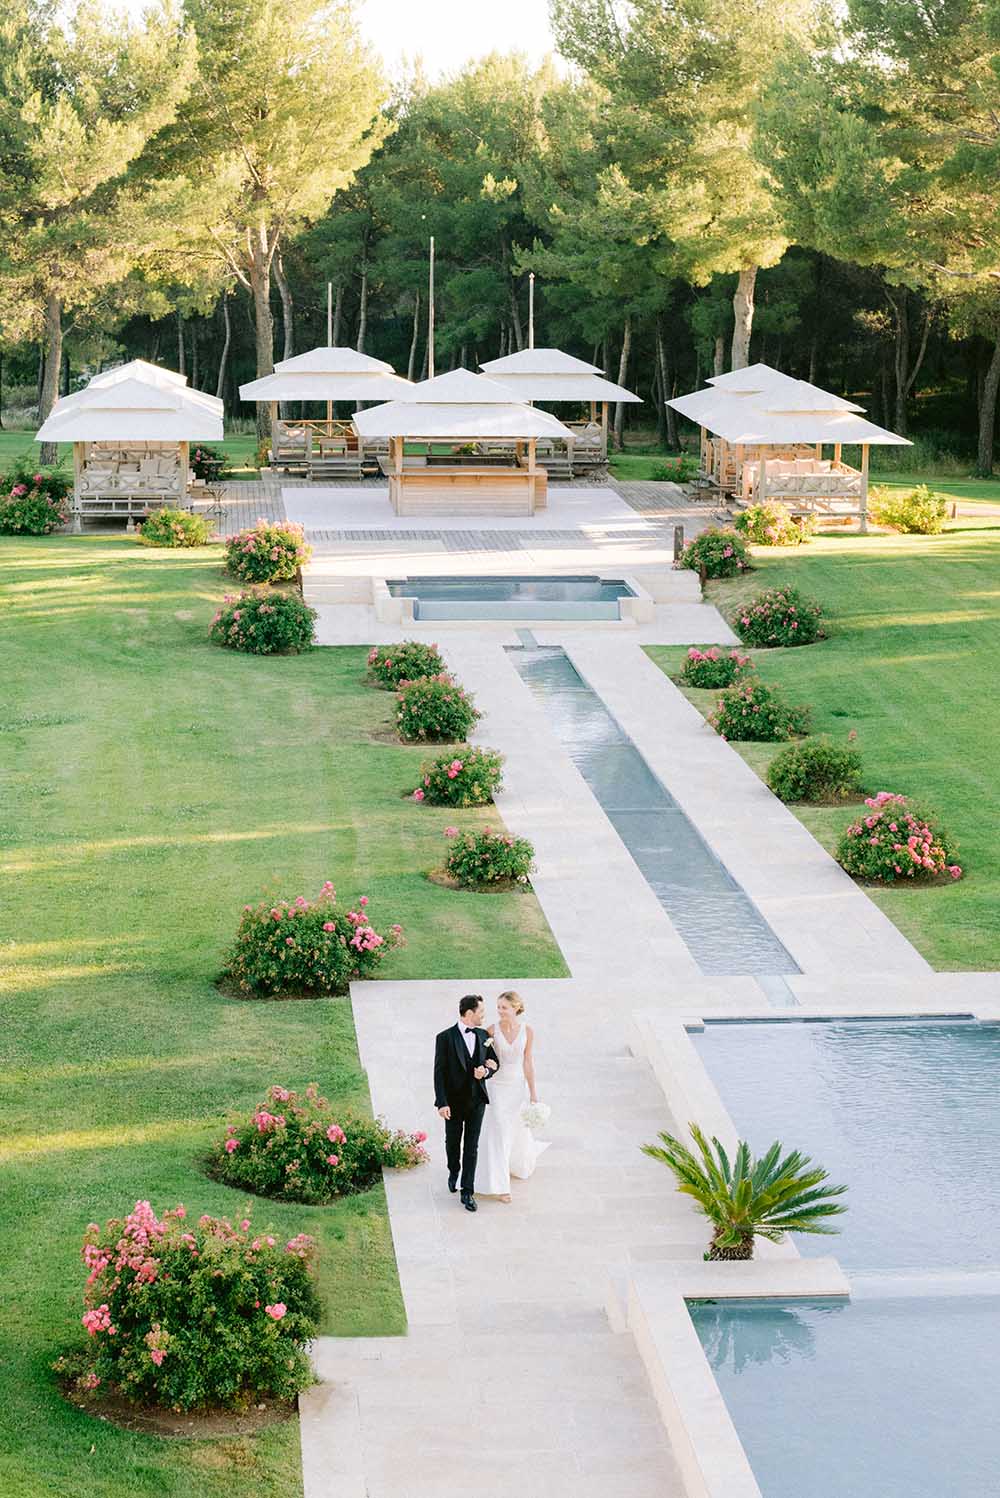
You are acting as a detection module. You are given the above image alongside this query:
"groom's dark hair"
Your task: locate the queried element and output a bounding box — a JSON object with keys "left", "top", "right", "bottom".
{"left": 458, "top": 994, "right": 483, "bottom": 1017}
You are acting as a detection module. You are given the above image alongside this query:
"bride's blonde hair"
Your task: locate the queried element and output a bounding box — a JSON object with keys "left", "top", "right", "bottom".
{"left": 497, "top": 990, "right": 525, "bottom": 1015}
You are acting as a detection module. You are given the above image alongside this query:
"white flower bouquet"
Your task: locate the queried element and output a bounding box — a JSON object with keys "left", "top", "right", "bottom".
{"left": 521, "top": 1101, "right": 551, "bottom": 1133}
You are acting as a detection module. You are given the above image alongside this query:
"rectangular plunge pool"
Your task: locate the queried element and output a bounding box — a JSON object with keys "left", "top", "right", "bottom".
{"left": 386, "top": 574, "right": 636, "bottom": 619}
{"left": 689, "top": 1293, "right": 1000, "bottom": 1498}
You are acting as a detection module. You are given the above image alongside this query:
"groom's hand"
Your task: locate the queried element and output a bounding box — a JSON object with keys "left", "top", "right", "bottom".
{"left": 438, "top": 1105, "right": 451, "bottom": 1119}
{"left": 473, "top": 1065, "right": 488, "bottom": 1080}
{"left": 485, "top": 1059, "right": 498, "bottom": 1072}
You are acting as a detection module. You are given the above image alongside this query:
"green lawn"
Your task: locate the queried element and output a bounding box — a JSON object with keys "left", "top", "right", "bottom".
{"left": 645, "top": 528, "right": 1000, "bottom": 971}
{"left": 0, "top": 430, "right": 260, "bottom": 480}
{"left": 0, "top": 538, "right": 564, "bottom": 1497}
{"left": 873, "top": 471, "right": 1000, "bottom": 506}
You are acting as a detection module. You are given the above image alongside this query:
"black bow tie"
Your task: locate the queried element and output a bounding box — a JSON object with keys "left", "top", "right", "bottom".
{"left": 464, "top": 1027, "right": 476, "bottom": 1034}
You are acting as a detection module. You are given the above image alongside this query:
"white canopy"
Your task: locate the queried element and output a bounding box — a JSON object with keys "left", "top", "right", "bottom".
{"left": 704, "top": 363, "right": 864, "bottom": 412}
{"left": 480, "top": 347, "right": 641, "bottom": 404}
{"left": 669, "top": 388, "right": 910, "bottom": 447}
{"left": 239, "top": 345, "right": 412, "bottom": 403}
{"left": 36, "top": 359, "right": 224, "bottom": 442}
{"left": 352, "top": 368, "right": 574, "bottom": 440}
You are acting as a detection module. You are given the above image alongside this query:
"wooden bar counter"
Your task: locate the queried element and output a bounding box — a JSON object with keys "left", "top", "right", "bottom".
{"left": 388, "top": 462, "right": 548, "bottom": 517}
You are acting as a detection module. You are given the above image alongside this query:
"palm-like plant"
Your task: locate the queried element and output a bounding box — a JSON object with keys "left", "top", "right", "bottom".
{"left": 642, "top": 1124, "right": 847, "bottom": 1261}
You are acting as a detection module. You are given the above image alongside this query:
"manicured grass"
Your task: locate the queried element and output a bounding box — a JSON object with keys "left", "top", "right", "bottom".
{"left": 609, "top": 451, "right": 681, "bottom": 481}
{"left": 872, "top": 471, "right": 1000, "bottom": 507}
{"left": 645, "top": 528, "right": 1000, "bottom": 971}
{"left": 0, "top": 430, "right": 261, "bottom": 480}
{"left": 0, "top": 538, "right": 564, "bottom": 1497}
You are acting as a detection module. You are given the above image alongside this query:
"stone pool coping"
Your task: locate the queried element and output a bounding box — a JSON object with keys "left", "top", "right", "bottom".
{"left": 371, "top": 568, "right": 658, "bottom": 625}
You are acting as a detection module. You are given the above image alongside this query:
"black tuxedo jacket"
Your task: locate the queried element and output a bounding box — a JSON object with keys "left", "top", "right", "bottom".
{"left": 434, "top": 1024, "right": 497, "bottom": 1111}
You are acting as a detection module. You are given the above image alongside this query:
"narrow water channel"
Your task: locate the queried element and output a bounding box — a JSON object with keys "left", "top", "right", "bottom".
{"left": 507, "top": 644, "right": 800, "bottom": 979}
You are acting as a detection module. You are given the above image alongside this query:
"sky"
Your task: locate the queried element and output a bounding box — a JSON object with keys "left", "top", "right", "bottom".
{"left": 357, "top": 0, "right": 559, "bottom": 78}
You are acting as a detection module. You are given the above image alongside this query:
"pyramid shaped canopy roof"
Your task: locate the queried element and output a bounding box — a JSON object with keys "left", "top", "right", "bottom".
{"left": 669, "top": 388, "right": 909, "bottom": 446}
{"left": 36, "top": 360, "right": 223, "bottom": 442}
{"left": 482, "top": 347, "right": 604, "bottom": 376}
{"left": 239, "top": 345, "right": 410, "bottom": 402}
{"left": 403, "top": 369, "right": 520, "bottom": 403}
{"left": 479, "top": 347, "right": 641, "bottom": 403}
{"left": 706, "top": 362, "right": 863, "bottom": 413}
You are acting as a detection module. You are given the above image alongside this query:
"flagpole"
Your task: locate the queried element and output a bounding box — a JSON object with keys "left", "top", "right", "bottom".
{"left": 428, "top": 236, "right": 435, "bottom": 379}
{"left": 528, "top": 272, "right": 535, "bottom": 350}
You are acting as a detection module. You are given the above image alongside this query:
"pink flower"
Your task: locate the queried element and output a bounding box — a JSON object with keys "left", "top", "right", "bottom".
{"left": 265, "top": 1303, "right": 287, "bottom": 1320}
{"left": 322, "top": 920, "right": 335, "bottom": 931}
{"left": 241, "top": 1219, "right": 250, "bottom": 1231}
{"left": 413, "top": 789, "right": 425, "bottom": 801}
{"left": 150, "top": 1348, "right": 165, "bottom": 1366}
{"left": 415, "top": 1130, "right": 427, "bottom": 1142}
{"left": 450, "top": 760, "right": 463, "bottom": 771}
{"left": 359, "top": 895, "right": 368, "bottom": 906}
{"left": 327, "top": 1154, "right": 340, "bottom": 1166}
{"left": 444, "top": 826, "right": 459, "bottom": 838}
{"left": 446, "top": 768, "right": 458, "bottom": 779}
{"left": 326, "top": 1123, "right": 346, "bottom": 1143}
{"left": 285, "top": 936, "right": 295, "bottom": 946}
{"left": 225, "top": 1138, "right": 239, "bottom": 1153}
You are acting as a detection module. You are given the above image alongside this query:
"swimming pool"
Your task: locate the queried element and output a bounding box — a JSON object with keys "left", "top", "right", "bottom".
{"left": 691, "top": 1017, "right": 1000, "bottom": 1270}
{"left": 386, "top": 574, "right": 636, "bottom": 619}
{"left": 689, "top": 1293, "right": 1000, "bottom": 1498}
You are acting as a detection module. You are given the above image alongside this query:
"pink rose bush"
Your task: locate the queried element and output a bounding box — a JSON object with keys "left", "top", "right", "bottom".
{"left": 209, "top": 589, "right": 316, "bottom": 654}
{"left": 708, "top": 677, "right": 810, "bottom": 742}
{"left": 680, "top": 527, "right": 752, "bottom": 579}
{"left": 836, "top": 792, "right": 962, "bottom": 884}
{"left": 680, "top": 646, "right": 752, "bottom": 690}
{"left": 396, "top": 672, "right": 480, "bottom": 742}
{"left": 367, "top": 640, "right": 445, "bottom": 689}
{"left": 224, "top": 519, "right": 311, "bottom": 582}
{"left": 223, "top": 882, "right": 404, "bottom": 997}
{"left": 734, "top": 502, "right": 814, "bottom": 547}
{"left": 413, "top": 745, "right": 504, "bottom": 806}
{"left": 138, "top": 507, "right": 213, "bottom": 547}
{"left": 0, "top": 461, "right": 71, "bottom": 534}
{"left": 61, "top": 1200, "right": 320, "bottom": 1410}
{"left": 730, "top": 585, "right": 824, "bottom": 647}
{"left": 443, "top": 826, "right": 534, "bottom": 888}
{"left": 208, "top": 1084, "right": 428, "bottom": 1203}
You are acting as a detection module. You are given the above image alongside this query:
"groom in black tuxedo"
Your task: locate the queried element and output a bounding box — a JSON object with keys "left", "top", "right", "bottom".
{"left": 434, "top": 994, "right": 498, "bottom": 1212}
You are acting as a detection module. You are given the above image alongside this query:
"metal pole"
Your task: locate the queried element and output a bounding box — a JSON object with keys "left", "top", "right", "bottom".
{"left": 327, "top": 282, "right": 332, "bottom": 346}
{"left": 428, "top": 236, "right": 435, "bottom": 379}
{"left": 528, "top": 272, "right": 535, "bottom": 350}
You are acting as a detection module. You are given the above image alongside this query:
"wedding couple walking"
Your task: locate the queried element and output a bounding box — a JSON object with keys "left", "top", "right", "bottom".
{"left": 433, "top": 991, "right": 547, "bottom": 1213}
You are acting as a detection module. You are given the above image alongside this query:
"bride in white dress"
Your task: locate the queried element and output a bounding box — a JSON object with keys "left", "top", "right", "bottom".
{"left": 477, "top": 991, "right": 548, "bottom": 1202}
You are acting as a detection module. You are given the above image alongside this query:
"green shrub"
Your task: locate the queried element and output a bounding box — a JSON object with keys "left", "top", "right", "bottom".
{"left": 368, "top": 641, "right": 445, "bottom": 688}
{"left": 680, "top": 646, "right": 752, "bottom": 690}
{"left": 443, "top": 826, "right": 534, "bottom": 886}
{"left": 225, "top": 519, "right": 311, "bottom": 582}
{"left": 413, "top": 745, "right": 504, "bottom": 806}
{"left": 396, "top": 673, "right": 480, "bottom": 742}
{"left": 190, "top": 443, "right": 230, "bottom": 481}
{"left": 209, "top": 589, "right": 316, "bottom": 654}
{"left": 734, "top": 501, "right": 814, "bottom": 546}
{"left": 709, "top": 677, "right": 810, "bottom": 742}
{"left": 66, "top": 1200, "right": 320, "bottom": 1411}
{"left": 651, "top": 454, "right": 699, "bottom": 483}
{"left": 766, "top": 737, "right": 864, "bottom": 802}
{"left": 680, "top": 527, "right": 752, "bottom": 579}
{"left": 0, "top": 461, "right": 71, "bottom": 534}
{"left": 138, "top": 507, "right": 213, "bottom": 547}
{"left": 223, "top": 882, "right": 404, "bottom": 997}
{"left": 869, "top": 484, "right": 947, "bottom": 534}
{"left": 207, "top": 1084, "right": 428, "bottom": 1204}
{"left": 731, "top": 586, "right": 824, "bottom": 647}
{"left": 836, "top": 792, "right": 962, "bottom": 883}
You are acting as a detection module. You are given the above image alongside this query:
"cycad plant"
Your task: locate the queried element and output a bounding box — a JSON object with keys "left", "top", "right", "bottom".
{"left": 642, "top": 1124, "right": 847, "bottom": 1261}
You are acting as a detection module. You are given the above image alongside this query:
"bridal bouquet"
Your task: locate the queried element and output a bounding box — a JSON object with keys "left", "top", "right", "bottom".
{"left": 521, "top": 1101, "right": 551, "bottom": 1134}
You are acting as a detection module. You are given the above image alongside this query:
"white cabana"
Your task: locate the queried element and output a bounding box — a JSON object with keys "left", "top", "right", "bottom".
{"left": 36, "top": 360, "right": 224, "bottom": 527}
{"left": 239, "top": 347, "right": 412, "bottom": 477}
{"left": 480, "top": 347, "right": 642, "bottom": 469}
{"left": 668, "top": 364, "right": 910, "bottom": 528}
{"left": 352, "top": 369, "right": 575, "bottom": 515}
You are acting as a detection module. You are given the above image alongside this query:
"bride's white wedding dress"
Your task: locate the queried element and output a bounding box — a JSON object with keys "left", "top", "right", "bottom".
{"left": 476, "top": 1023, "right": 548, "bottom": 1196}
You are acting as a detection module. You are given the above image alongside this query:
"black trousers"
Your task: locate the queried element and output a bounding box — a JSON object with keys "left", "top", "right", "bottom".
{"left": 444, "top": 1097, "right": 486, "bottom": 1194}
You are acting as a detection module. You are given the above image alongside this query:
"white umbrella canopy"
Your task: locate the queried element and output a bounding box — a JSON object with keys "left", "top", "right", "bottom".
{"left": 352, "top": 402, "right": 574, "bottom": 441}
{"left": 36, "top": 360, "right": 224, "bottom": 443}
{"left": 482, "top": 347, "right": 604, "bottom": 375}
{"left": 239, "top": 345, "right": 412, "bottom": 403}
{"left": 704, "top": 362, "right": 864, "bottom": 412}
{"left": 669, "top": 389, "right": 909, "bottom": 447}
{"left": 480, "top": 347, "right": 641, "bottom": 404}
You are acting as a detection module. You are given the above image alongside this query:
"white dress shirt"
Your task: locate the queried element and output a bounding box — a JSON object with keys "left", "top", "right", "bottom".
{"left": 457, "top": 1020, "right": 476, "bottom": 1057}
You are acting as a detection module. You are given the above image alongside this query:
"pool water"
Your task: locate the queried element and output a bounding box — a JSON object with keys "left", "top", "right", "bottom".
{"left": 508, "top": 646, "right": 799, "bottom": 977}
{"left": 689, "top": 1294, "right": 1000, "bottom": 1498}
{"left": 691, "top": 1018, "right": 1000, "bottom": 1270}
{"left": 387, "top": 574, "right": 635, "bottom": 619}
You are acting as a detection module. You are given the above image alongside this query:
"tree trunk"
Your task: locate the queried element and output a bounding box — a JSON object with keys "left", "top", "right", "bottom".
{"left": 888, "top": 290, "right": 931, "bottom": 437}
{"left": 248, "top": 228, "right": 276, "bottom": 440}
{"left": 976, "top": 334, "right": 1000, "bottom": 476}
{"left": 176, "top": 310, "right": 186, "bottom": 377}
{"left": 275, "top": 252, "right": 294, "bottom": 362}
{"left": 713, "top": 335, "right": 725, "bottom": 376}
{"left": 509, "top": 284, "right": 524, "bottom": 352}
{"left": 191, "top": 321, "right": 199, "bottom": 390}
{"left": 356, "top": 253, "right": 369, "bottom": 353}
{"left": 707, "top": 1233, "right": 754, "bottom": 1262}
{"left": 61, "top": 349, "right": 70, "bottom": 398}
{"left": 38, "top": 292, "right": 63, "bottom": 464}
{"left": 731, "top": 265, "right": 757, "bottom": 371}
{"left": 0, "top": 351, "right": 4, "bottom": 429}
{"left": 215, "top": 294, "right": 232, "bottom": 404}
{"left": 407, "top": 290, "right": 421, "bottom": 381}
{"left": 655, "top": 320, "right": 671, "bottom": 446}
{"left": 808, "top": 336, "right": 818, "bottom": 385}
{"left": 653, "top": 359, "right": 668, "bottom": 445}
{"left": 332, "top": 283, "right": 343, "bottom": 345}
{"left": 36, "top": 342, "right": 45, "bottom": 409}
{"left": 614, "top": 317, "right": 632, "bottom": 450}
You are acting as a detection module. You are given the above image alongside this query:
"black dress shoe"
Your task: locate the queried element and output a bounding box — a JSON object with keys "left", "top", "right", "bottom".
{"left": 447, "top": 1173, "right": 458, "bottom": 1193}
{"left": 461, "top": 1193, "right": 477, "bottom": 1212}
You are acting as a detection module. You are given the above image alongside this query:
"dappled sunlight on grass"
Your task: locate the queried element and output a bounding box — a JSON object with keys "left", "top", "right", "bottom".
{"left": 2, "top": 1117, "right": 209, "bottom": 1161}
{"left": 1, "top": 823, "right": 343, "bottom": 874}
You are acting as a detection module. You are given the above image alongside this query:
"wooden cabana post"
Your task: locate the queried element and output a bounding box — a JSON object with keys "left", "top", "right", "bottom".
{"left": 860, "top": 443, "right": 869, "bottom": 533}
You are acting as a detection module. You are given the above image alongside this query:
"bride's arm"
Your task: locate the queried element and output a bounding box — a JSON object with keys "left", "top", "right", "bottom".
{"left": 523, "top": 1025, "right": 538, "bottom": 1104}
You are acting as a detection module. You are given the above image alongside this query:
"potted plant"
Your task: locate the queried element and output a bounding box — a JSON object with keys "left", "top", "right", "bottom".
{"left": 642, "top": 1123, "right": 847, "bottom": 1260}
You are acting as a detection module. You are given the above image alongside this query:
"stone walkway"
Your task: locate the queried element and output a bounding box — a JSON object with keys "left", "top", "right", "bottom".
{"left": 297, "top": 617, "right": 938, "bottom": 1496}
